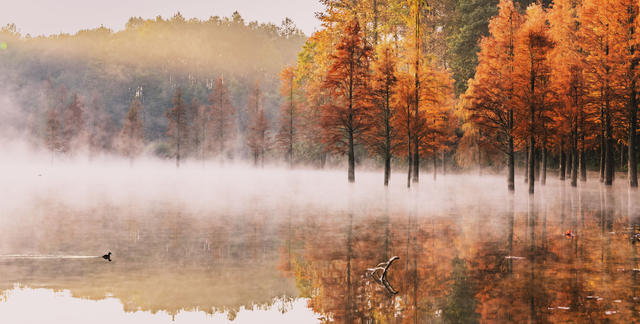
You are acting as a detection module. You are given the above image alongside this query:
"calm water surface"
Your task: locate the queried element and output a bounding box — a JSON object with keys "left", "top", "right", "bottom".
{"left": 1, "top": 166, "right": 639, "bottom": 323}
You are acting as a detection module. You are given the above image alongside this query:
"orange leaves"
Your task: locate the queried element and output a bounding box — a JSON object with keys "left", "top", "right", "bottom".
{"left": 320, "top": 20, "right": 373, "bottom": 154}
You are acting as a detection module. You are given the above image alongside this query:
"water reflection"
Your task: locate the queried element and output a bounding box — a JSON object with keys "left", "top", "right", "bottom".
{"left": 1, "top": 174, "right": 640, "bottom": 323}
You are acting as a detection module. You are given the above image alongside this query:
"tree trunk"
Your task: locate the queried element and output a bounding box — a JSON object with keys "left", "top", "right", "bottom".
{"left": 535, "top": 147, "right": 541, "bottom": 182}
{"left": 348, "top": 130, "right": 355, "bottom": 183}
{"left": 571, "top": 134, "right": 578, "bottom": 187}
{"left": 567, "top": 149, "right": 573, "bottom": 178}
{"left": 176, "top": 139, "right": 181, "bottom": 168}
{"left": 433, "top": 151, "right": 437, "bottom": 181}
{"left": 384, "top": 93, "right": 391, "bottom": 186}
{"left": 600, "top": 127, "right": 605, "bottom": 183}
{"left": 630, "top": 88, "right": 638, "bottom": 187}
{"left": 579, "top": 135, "right": 587, "bottom": 182}
{"left": 528, "top": 139, "right": 535, "bottom": 194}
{"left": 560, "top": 139, "right": 566, "bottom": 181}
{"left": 442, "top": 150, "right": 446, "bottom": 175}
{"left": 407, "top": 118, "right": 412, "bottom": 188}
{"left": 605, "top": 107, "right": 614, "bottom": 186}
{"left": 541, "top": 144, "right": 547, "bottom": 186}
{"left": 384, "top": 152, "right": 391, "bottom": 186}
{"left": 508, "top": 135, "right": 515, "bottom": 191}
{"left": 525, "top": 144, "right": 529, "bottom": 184}
{"left": 413, "top": 142, "right": 419, "bottom": 183}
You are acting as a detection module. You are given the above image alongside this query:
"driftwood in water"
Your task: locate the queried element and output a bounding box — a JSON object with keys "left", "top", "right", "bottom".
{"left": 366, "top": 256, "right": 399, "bottom": 295}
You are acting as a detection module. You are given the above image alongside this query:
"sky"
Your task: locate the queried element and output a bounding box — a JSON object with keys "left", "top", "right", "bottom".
{"left": 0, "top": 0, "right": 324, "bottom": 37}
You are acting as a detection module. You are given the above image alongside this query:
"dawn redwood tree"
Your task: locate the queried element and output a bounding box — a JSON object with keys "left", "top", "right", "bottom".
{"left": 464, "top": 0, "right": 522, "bottom": 192}
{"left": 247, "top": 82, "right": 269, "bottom": 166}
{"left": 549, "top": 0, "right": 590, "bottom": 186}
{"left": 120, "top": 97, "right": 144, "bottom": 162}
{"left": 62, "top": 93, "right": 85, "bottom": 153}
{"left": 580, "top": 0, "right": 626, "bottom": 186}
{"left": 393, "top": 72, "right": 415, "bottom": 188}
{"left": 166, "top": 88, "right": 189, "bottom": 168}
{"left": 277, "top": 66, "right": 297, "bottom": 167}
{"left": 420, "top": 69, "right": 456, "bottom": 182}
{"left": 209, "top": 77, "right": 235, "bottom": 160}
{"left": 614, "top": 0, "right": 640, "bottom": 187}
{"left": 514, "top": 3, "right": 554, "bottom": 194}
{"left": 365, "top": 43, "right": 398, "bottom": 186}
{"left": 321, "top": 20, "right": 373, "bottom": 183}
{"left": 411, "top": 0, "right": 424, "bottom": 184}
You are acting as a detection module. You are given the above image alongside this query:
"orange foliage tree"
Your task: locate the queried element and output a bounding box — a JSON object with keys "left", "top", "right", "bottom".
{"left": 464, "top": 0, "right": 522, "bottom": 192}
{"left": 321, "top": 20, "right": 373, "bottom": 182}
{"left": 364, "top": 43, "right": 398, "bottom": 186}
{"left": 513, "top": 3, "right": 554, "bottom": 194}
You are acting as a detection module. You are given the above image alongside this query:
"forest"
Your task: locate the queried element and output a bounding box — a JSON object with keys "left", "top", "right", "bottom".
{"left": 2, "top": 0, "right": 640, "bottom": 194}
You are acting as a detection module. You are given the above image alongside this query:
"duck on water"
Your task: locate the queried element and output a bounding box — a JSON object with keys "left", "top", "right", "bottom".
{"left": 102, "top": 252, "right": 112, "bottom": 262}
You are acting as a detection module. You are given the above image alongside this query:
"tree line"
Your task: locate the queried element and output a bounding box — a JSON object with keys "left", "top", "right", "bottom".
{"left": 463, "top": 0, "right": 640, "bottom": 193}
{"left": 5, "top": 0, "right": 640, "bottom": 192}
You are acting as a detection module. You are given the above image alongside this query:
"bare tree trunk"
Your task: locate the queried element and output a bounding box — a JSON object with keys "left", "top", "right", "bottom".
{"left": 535, "top": 147, "right": 541, "bottom": 182}
{"left": 600, "top": 113, "right": 605, "bottom": 183}
{"left": 560, "top": 139, "right": 566, "bottom": 181}
{"left": 508, "top": 135, "right": 515, "bottom": 191}
{"left": 579, "top": 134, "right": 587, "bottom": 182}
{"left": 567, "top": 149, "right": 573, "bottom": 178}
{"left": 433, "top": 151, "right": 437, "bottom": 181}
{"left": 541, "top": 144, "right": 547, "bottom": 186}
{"left": 348, "top": 130, "right": 355, "bottom": 183}
{"left": 528, "top": 137, "right": 535, "bottom": 194}
{"left": 571, "top": 128, "right": 578, "bottom": 187}
{"left": 384, "top": 93, "right": 391, "bottom": 186}
{"left": 630, "top": 44, "right": 639, "bottom": 187}
{"left": 525, "top": 144, "right": 529, "bottom": 184}
{"left": 605, "top": 106, "right": 614, "bottom": 186}
{"left": 630, "top": 90, "right": 638, "bottom": 187}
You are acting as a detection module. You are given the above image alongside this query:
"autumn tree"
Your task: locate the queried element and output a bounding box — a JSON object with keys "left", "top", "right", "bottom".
{"left": 464, "top": 0, "right": 522, "bottom": 192}
{"left": 62, "top": 93, "right": 85, "bottom": 153}
{"left": 321, "top": 20, "right": 373, "bottom": 183}
{"left": 295, "top": 30, "right": 333, "bottom": 167}
{"left": 548, "top": 0, "right": 590, "bottom": 186}
{"left": 364, "top": 43, "right": 398, "bottom": 186}
{"left": 410, "top": 0, "right": 424, "bottom": 184}
{"left": 209, "top": 77, "right": 235, "bottom": 160}
{"left": 247, "top": 82, "right": 269, "bottom": 166}
{"left": 120, "top": 97, "right": 145, "bottom": 161}
{"left": 166, "top": 88, "right": 189, "bottom": 168}
{"left": 514, "top": 3, "right": 554, "bottom": 194}
{"left": 393, "top": 72, "right": 416, "bottom": 188}
{"left": 580, "top": 0, "right": 627, "bottom": 186}
{"left": 277, "top": 66, "right": 297, "bottom": 167}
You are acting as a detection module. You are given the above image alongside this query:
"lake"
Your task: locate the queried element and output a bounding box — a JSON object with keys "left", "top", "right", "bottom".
{"left": 1, "top": 159, "right": 639, "bottom": 323}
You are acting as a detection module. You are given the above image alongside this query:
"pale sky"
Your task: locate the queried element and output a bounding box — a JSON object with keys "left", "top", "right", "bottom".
{"left": 0, "top": 0, "right": 324, "bottom": 37}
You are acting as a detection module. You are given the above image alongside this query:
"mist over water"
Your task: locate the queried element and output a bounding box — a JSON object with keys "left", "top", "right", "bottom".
{"left": 1, "top": 145, "right": 640, "bottom": 322}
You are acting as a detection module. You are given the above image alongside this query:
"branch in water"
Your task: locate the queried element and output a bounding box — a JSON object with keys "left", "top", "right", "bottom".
{"left": 366, "top": 256, "right": 399, "bottom": 295}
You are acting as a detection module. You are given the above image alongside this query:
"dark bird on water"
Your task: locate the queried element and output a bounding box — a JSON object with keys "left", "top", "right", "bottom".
{"left": 102, "top": 252, "right": 112, "bottom": 262}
